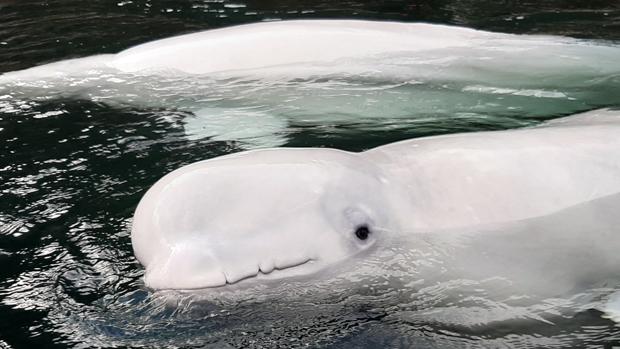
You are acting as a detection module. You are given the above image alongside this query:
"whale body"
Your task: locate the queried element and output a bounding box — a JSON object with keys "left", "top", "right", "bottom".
{"left": 3, "top": 20, "right": 619, "bottom": 78}
{"left": 2, "top": 20, "right": 620, "bottom": 148}
{"left": 131, "top": 109, "right": 620, "bottom": 291}
{"left": 111, "top": 20, "right": 486, "bottom": 75}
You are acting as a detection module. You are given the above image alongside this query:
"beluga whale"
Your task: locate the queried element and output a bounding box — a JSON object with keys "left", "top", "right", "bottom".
{"left": 131, "top": 108, "right": 620, "bottom": 294}
{"left": 2, "top": 20, "right": 620, "bottom": 148}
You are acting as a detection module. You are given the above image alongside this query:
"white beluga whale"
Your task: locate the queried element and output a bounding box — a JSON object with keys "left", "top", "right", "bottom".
{"left": 6, "top": 20, "right": 618, "bottom": 78}
{"left": 131, "top": 108, "right": 620, "bottom": 293}
{"left": 2, "top": 20, "right": 620, "bottom": 148}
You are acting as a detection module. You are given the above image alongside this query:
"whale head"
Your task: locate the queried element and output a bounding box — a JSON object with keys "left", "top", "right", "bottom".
{"left": 131, "top": 148, "right": 401, "bottom": 290}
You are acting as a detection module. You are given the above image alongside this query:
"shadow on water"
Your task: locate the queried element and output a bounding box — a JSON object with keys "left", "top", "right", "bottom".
{"left": 0, "top": 0, "right": 620, "bottom": 348}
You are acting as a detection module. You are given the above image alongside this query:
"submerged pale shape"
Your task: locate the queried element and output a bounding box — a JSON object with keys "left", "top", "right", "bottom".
{"left": 1, "top": 20, "right": 620, "bottom": 147}
{"left": 132, "top": 109, "right": 620, "bottom": 292}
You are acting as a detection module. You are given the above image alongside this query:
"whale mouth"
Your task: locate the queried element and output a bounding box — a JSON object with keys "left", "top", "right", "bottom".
{"left": 220, "top": 258, "right": 317, "bottom": 287}
{"left": 143, "top": 246, "right": 322, "bottom": 291}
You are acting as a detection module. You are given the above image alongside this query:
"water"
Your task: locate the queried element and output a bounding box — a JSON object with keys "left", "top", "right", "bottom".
{"left": 1, "top": 1, "right": 620, "bottom": 348}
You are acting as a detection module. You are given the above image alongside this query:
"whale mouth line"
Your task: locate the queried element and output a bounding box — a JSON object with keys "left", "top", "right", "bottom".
{"left": 222, "top": 258, "right": 316, "bottom": 286}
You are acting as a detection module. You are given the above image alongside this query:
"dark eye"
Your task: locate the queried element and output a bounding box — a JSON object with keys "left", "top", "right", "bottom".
{"left": 354, "top": 225, "right": 371, "bottom": 240}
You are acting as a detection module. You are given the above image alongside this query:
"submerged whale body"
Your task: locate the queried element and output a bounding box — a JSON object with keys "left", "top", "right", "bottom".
{"left": 2, "top": 20, "right": 620, "bottom": 148}
{"left": 131, "top": 109, "right": 620, "bottom": 291}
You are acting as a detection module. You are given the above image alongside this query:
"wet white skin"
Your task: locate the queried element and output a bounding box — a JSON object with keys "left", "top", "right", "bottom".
{"left": 132, "top": 109, "right": 620, "bottom": 290}
{"left": 4, "top": 20, "right": 618, "bottom": 79}
{"left": 2, "top": 21, "right": 620, "bottom": 149}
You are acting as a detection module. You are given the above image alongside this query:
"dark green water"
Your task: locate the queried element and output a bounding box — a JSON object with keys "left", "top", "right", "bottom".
{"left": 1, "top": 1, "right": 620, "bottom": 348}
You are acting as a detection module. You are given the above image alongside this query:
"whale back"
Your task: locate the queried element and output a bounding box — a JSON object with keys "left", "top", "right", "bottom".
{"left": 110, "top": 20, "right": 487, "bottom": 75}
{"left": 364, "top": 109, "right": 620, "bottom": 230}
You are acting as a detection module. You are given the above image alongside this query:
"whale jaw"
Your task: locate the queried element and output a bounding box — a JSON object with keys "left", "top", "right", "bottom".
{"left": 142, "top": 246, "right": 321, "bottom": 290}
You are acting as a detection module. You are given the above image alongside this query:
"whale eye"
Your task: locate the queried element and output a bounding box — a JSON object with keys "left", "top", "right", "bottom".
{"left": 354, "top": 225, "right": 371, "bottom": 240}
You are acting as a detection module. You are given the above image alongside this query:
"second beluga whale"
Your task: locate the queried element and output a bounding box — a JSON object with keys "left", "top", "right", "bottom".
{"left": 2, "top": 20, "right": 620, "bottom": 148}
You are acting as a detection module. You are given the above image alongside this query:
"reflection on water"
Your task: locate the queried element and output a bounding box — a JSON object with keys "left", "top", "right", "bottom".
{"left": 1, "top": 0, "right": 620, "bottom": 348}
